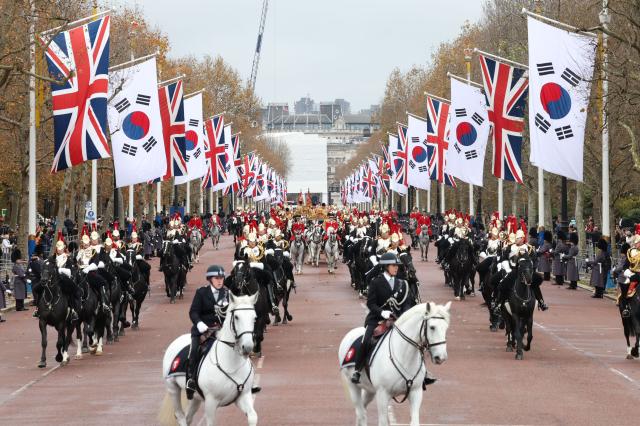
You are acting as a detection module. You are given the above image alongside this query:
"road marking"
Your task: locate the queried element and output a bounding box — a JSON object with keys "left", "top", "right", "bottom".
{"left": 7, "top": 364, "right": 61, "bottom": 401}
{"left": 609, "top": 368, "right": 640, "bottom": 388}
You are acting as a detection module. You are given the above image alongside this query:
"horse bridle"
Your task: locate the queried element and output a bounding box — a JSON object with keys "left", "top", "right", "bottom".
{"left": 388, "top": 313, "right": 447, "bottom": 403}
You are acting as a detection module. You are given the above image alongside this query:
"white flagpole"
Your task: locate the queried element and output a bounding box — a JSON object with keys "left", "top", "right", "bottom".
{"left": 91, "top": 163, "right": 97, "bottom": 218}
{"left": 601, "top": 0, "right": 610, "bottom": 237}
{"left": 440, "top": 182, "right": 445, "bottom": 213}
{"left": 464, "top": 48, "right": 475, "bottom": 217}
{"left": 186, "top": 182, "right": 190, "bottom": 214}
{"left": 427, "top": 186, "right": 431, "bottom": 213}
{"left": 391, "top": 191, "right": 395, "bottom": 211}
{"left": 209, "top": 187, "right": 214, "bottom": 213}
{"left": 156, "top": 182, "right": 161, "bottom": 214}
{"left": 128, "top": 187, "right": 134, "bottom": 219}
{"left": 199, "top": 184, "right": 204, "bottom": 214}
{"left": 405, "top": 193, "right": 409, "bottom": 214}
{"left": 416, "top": 189, "right": 420, "bottom": 210}
{"left": 28, "top": 0, "right": 37, "bottom": 236}
{"left": 498, "top": 179, "right": 504, "bottom": 219}
{"left": 538, "top": 168, "right": 544, "bottom": 227}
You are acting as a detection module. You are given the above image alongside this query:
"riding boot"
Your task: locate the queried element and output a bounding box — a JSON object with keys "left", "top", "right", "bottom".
{"left": 100, "top": 287, "right": 110, "bottom": 311}
{"left": 267, "top": 282, "right": 279, "bottom": 315}
{"left": 543, "top": 272, "right": 550, "bottom": 281}
{"left": 186, "top": 335, "right": 200, "bottom": 400}
{"left": 567, "top": 281, "right": 577, "bottom": 289}
{"left": 620, "top": 284, "right": 631, "bottom": 317}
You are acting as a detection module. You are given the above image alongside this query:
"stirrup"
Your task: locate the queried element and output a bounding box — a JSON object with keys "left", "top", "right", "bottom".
{"left": 622, "top": 307, "right": 631, "bottom": 318}
{"left": 351, "top": 371, "right": 361, "bottom": 384}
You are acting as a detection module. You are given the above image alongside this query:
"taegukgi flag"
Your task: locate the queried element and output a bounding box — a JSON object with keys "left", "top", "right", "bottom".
{"left": 528, "top": 16, "right": 597, "bottom": 181}
{"left": 445, "top": 77, "right": 490, "bottom": 186}
{"left": 406, "top": 114, "right": 432, "bottom": 191}
{"left": 108, "top": 57, "right": 167, "bottom": 187}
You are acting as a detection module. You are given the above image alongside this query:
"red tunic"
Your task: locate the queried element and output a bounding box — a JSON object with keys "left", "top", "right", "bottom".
{"left": 290, "top": 223, "right": 305, "bottom": 241}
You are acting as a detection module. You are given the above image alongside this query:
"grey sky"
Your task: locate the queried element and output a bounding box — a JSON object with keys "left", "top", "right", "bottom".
{"left": 114, "top": 0, "right": 485, "bottom": 112}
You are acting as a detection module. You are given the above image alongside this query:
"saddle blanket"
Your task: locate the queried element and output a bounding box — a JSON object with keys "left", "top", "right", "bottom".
{"left": 166, "top": 339, "right": 215, "bottom": 378}
{"left": 340, "top": 325, "right": 391, "bottom": 368}
{"left": 341, "top": 335, "right": 364, "bottom": 368}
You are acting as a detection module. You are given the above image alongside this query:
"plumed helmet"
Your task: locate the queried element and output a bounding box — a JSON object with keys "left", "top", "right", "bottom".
{"left": 390, "top": 233, "right": 400, "bottom": 243}
{"left": 81, "top": 234, "right": 90, "bottom": 245}
{"left": 596, "top": 238, "right": 608, "bottom": 252}
{"left": 515, "top": 229, "right": 525, "bottom": 240}
{"left": 380, "top": 223, "right": 390, "bottom": 234}
{"left": 90, "top": 231, "right": 99, "bottom": 241}
{"left": 104, "top": 237, "right": 113, "bottom": 246}
{"left": 569, "top": 232, "right": 579, "bottom": 245}
{"left": 508, "top": 233, "right": 516, "bottom": 244}
{"left": 131, "top": 231, "right": 138, "bottom": 239}
{"left": 112, "top": 229, "right": 120, "bottom": 237}
{"left": 248, "top": 232, "right": 257, "bottom": 243}
{"left": 268, "top": 218, "right": 276, "bottom": 226}
{"left": 258, "top": 223, "right": 265, "bottom": 231}
{"left": 274, "top": 229, "right": 282, "bottom": 238}
{"left": 491, "top": 227, "right": 499, "bottom": 237}
{"left": 55, "top": 240, "right": 66, "bottom": 250}
{"left": 543, "top": 230, "right": 552, "bottom": 243}
{"left": 206, "top": 264, "right": 225, "bottom": 278}
{"left": 379, "top": 252, "right": 401, "bottom": 265}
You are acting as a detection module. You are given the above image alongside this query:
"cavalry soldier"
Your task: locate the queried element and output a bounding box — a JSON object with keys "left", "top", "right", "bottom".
{"left": 290, "top": 215, "right": 305, "bottom": 241}
{"left": 77, "top": 232, "right": 110, "bottom": 309}
{"left": 477, "top": 227, "right": 501, "bottom": 277}
{"left": 242, "top": 233, "right": 278, "bottom": 314}
{"left": 324, "top": 213, "right": 339, "bottom": 237}
{"left": 375, "top": 224, "right": 392, "bottom": 255}
{"left": 185, "top": 265, "right": 229, "bottom": 400}
{"left": 34, "top": 234, "right": 81, "bottom": 321}
{"left": 552, "top": 230, "right": 569, "bottom": 286}
{"left": 128, "top": 231, "right": 151, "bottom": 284}
{"left": 105, "top": 237, "right": 132, "bottom": 294}
{"left": 494, "top": 229, "right": 548, "bottom": 311}
{"left": 616, "top": 238, "right": 636, "bottom": 317}
{"left": 111, "top": 229, "right": 124, "bottom": 250}
{"left": 351, "top": 252, "right": 416, "bottom": 385}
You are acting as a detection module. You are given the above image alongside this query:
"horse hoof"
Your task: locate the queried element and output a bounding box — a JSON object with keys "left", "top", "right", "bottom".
{"left": 506, "top": 345, "right": 513, "bottom": 352}
{"left": 82, "top": 346, "right": 89, "bottom": 354}
{"left": 118, "top": 329, "right": 125, "bottom": 337}
{"left": 61, "top": 359, "right": 69, "bottom": 366}
{"left": 89, "top": 347, "right": 97, "bottom": 354}
{"left": 38, "top": 361, "right": 46, "bottom": 368}
{"left": 96, "top": 349, "right": 103, "bottom": 356}
{"left": 489, "top": 325, "right": 497, "bottom": 332}
{"left": 132, "top": 324, "right": 139, "bottom": 330}
{"left": 631, "top": 347, "right": 639, "bottom": 358}
{"left": 455, "top": 296, "right": 460, "bottom": 301}
{"left": 282, "top": 319, "right": 288, "bottom": 325}
{"left": 75, "top": 354, "right": 83, "bottom": 360}
{"left": 470, "top": 292, "right": 476, "bottom": 297}
{"left": 524, "top": 345, "right": 531, "bottom": 352}
{"left": 286, "top": 313, "right": 293, "bottom": 321}
{"left": 626, "top": 354, "right": 634, "bottom": 360}
{"left": 515, "top": 353, "right": 523, "bottom": 360}
{"left": 55, "top": 354, "right": 63, "bottom": 363}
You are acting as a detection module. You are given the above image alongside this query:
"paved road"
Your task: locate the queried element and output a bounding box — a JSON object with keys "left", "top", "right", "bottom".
{"left": 0, "top": 235, "right": 639, "bottom": 425}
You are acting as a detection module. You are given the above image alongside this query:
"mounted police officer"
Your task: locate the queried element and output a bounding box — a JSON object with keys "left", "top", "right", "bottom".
{"left": 351, "top": 252, "right": 416, "bottom": 385}
{"left": 186, "top": 265, "right": 229, "bottom": 400}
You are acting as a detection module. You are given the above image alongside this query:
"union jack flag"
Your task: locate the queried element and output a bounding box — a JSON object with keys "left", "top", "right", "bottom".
{"left": 379, "top": 146, "right": 391, "bottom": 195}
{"left": 239, "top": 152, "right": 256, "bottom": 197}
{"left": 158, "top": 80, "right": 187, "bottom": 180}
{"left": 202, "top": 114, "right": 226, "bottom": 189}
{"left": 42, "top": 15, "right": 111, "bottom": 172}
{"left": 361, "top": 163, "right": 375, "bottom": 200}
{"left": 478, "top": 54, "right": 528, "bottom": 183}
{"left": 223, "top": 133, "right": 242, "bottom": 195}
{"left": 426, "top": 96, "right": 457, "bottom": 187}
{"left": 393, "top": 124, "right": 409, "bottom": 187}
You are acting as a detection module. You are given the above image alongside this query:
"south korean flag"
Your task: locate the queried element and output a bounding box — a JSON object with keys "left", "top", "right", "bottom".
{"left": 528, "top": 16, "right": 597, "bottom": 181}
{"left": 175, "top": 93, "right": 207, "bottom": 184}
{"left": 108, "top": 58, "right": 167, "bottom": 187}
{"left": 445, "top": 77, "right": 490, "bottom": 187}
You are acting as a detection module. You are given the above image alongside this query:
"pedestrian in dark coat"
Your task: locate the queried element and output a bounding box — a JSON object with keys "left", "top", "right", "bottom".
{"left": 12, "top": 255, "right": 28, "bottom": 311}
{"left": 565, "top": 232, "right": 580, "bottom": 289}
{"left": 612, "top": 243, "right": 631, "bottom": 316}
{"left": 552, "top": 231, "right": 569, "bottom": 285}
{"left": 537, "top": 231, "right": 553, "bottom": 281}
{"left": 588, "top": 238, "right": 611, "bottom": 298}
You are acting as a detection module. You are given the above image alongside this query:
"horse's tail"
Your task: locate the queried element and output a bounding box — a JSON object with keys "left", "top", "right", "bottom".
{"left": 157, "top": 391, "right": 181, "bottom": 426}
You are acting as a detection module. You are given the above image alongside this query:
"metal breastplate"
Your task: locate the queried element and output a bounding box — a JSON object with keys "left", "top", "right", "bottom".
{"left": 56, "top": 254, "right": 68, "bottom": 268}
{"left": 628, "top": 248, "right": 640, "bottom": 272}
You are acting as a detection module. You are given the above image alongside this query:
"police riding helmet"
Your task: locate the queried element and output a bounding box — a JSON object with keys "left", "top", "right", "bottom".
{"left": 206, "top": 265, "right": 225, "bottom": 279}
{"left": 379, "top": 252, "right": 401, "bottom": 265}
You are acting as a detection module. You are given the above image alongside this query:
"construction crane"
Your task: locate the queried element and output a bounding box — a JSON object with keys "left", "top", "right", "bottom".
{"left": 249, "top": 0, "right": 269, "bottom": 95}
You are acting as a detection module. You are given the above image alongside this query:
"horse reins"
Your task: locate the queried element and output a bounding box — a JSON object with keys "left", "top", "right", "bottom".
{"left": 387, "top": 314, "right": 447, "bottom": 403}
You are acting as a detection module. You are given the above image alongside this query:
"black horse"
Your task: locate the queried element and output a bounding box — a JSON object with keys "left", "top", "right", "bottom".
{"left": 160, "top": 241, "right": 185, "bottom": 303}
{"left": 225, "top": 260, "right": 271, "bottom": 357}
{"left": 350, "top": 236, "right": 375, "bottom": 297}
{"left": 620, "top": 290, "right": 640, "bottom": 359}
{"left": 447, "top": 239, "right": 475, "bottom": 300}
{"left": 37, "top": 260, "right": 75, "bottom": 368}
{"left": 74, "top": 272, "right": 99, "bottom": 357}
{"left": 125, "top": 249, "right": 148, "bottom": 330}
{"left": 397, "top": 250, "right": 421, "bottom": 305}
{"left": 478, "top": 255, "right": 501, "bottom": 331}
{"left": 264, "top": 246, "right": 294, "bottom": 325}
{"left": 501, "top": 252, "right": 536, "bottom": 360}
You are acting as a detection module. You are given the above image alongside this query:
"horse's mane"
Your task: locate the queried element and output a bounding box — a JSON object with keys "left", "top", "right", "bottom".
{"left": 395, "top": 302, "right": 451, "bottom": 326}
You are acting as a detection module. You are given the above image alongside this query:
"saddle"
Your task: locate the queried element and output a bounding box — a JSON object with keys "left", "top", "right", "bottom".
{"left": 341, "top": 319, "right": 395, "bottom": 368}
{"left": 166, "top": 334, "right": 217, "bottom": 379}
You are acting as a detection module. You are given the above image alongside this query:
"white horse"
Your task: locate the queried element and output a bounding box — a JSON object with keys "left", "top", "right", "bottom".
{"left": 189, "top": 228, "right": 203, "bottom": 263}
{"left": 324, "top": 231, "right": 339, "bottom": 274}
{"left": 290, "top": 231, "right": 305, "bottom": 275}
{"left": 338, "top": 301, "right": 451, "bottom": 426}
{"left": 418, "top": 225, "right": 430, "bottom": 261}
{"left": 308, "top": 226, "right": 323, "bottom": 267}
{"left": 161, "top": 293, "right": 258, "bottom": 426}
{"left": 209, "top": 224, "right": 221, "bottom": 250}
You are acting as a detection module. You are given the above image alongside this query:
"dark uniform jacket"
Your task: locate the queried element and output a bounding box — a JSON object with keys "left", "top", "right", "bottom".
{"left": 365, "top": 274, "right": 415, "bottom": 326}
{"left": 189, "top": 285, "right": 228, "bottom": 336}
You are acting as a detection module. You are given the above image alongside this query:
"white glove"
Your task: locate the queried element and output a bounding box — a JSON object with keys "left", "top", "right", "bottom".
{"left": 265, "top": 249, "right": 274, "bottom": 256}
{"left": 381, "top": 310, "right": 392, "bottom": 320}
{"left": 560, "top": 253, "right": 565, "bottom": 259}
{"left": 5, "top": 289, "right": 12, "bottom": 295}
{"left": 172, "top": 239, "right": 181, "bottom": 245}
{"left": 585, "top": 258, "right": 590, "bottom": 264}
{"left": 197, "top": 321, "right": 208, "bottom": 333}
{"left": 98, "top": 261, "right": 105, "bottom": 269}
{"left": 497, "top": 262, "right": 503, "bottom": 272}
{"left": 549, "top": 249, "right": 554, "bottom": 253}
{"left": 500, "top": 260, "right": 512, "bottom": 273}
{"left": 623, "top": 269, "right": 633, "bottom": 278}
{"left": 83, "top": 263, "right": 98, "bottom": 273}
{"left": 136, "top": 255, "right": 143, "bottom": 260}
{"left": 113, "top": 257, "right": 123, "bottom": 265}
{"left": 283, "top": 251, "right": 290, "bottom": 258}
{"left": 58, "top": 268, "right": 71, "bottom": 278}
